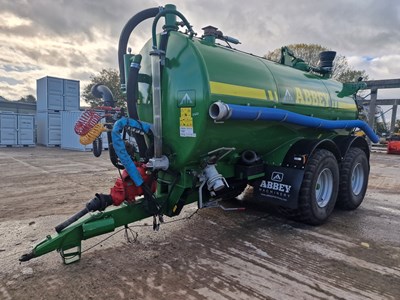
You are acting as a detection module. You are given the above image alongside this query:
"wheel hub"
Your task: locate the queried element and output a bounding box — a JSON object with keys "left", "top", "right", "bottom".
{"left": 315, "top": 168, "right": 333, "bottom": 208}
{"left": 351, "top": 163, "right": 364, "bottom": 196}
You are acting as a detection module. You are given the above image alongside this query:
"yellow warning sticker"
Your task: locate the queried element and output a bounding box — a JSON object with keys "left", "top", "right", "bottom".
{"left": 179, "top": 108, "right": 196, "bottom": 137}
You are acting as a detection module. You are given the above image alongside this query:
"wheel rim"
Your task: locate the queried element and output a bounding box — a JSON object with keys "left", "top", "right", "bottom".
{"left": 315, "top": 168, "right": 334, "bottom": 208}
{"left": 351, "top": 163, "right": 364, "bottom": 196}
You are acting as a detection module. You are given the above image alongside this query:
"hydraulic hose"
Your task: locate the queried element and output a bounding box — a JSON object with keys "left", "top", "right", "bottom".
{"left": 118, "top": 7, "right": 161, "bottom": 89}
{"left": 112, "top": 117, "right": 152, "bottom": 186}
{"left": 209, "top": 102, "right": 380, "bottom": 143}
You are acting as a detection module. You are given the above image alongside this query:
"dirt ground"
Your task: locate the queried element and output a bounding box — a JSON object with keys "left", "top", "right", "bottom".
{"left": 0, "top": 146, "right": 399, "bottom": 300}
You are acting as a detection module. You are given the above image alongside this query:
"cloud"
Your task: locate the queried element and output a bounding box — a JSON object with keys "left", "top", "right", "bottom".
{"left": 1, "top": 64, "right": 41, "bottom": 73}
{"left": 0, "top": 0, "right": 158, "bottom": 38}
{"left": 0, "top": 76, "right": 23, "bottom": 85}
{"left": 0, "top": 0, "right": 399, "bottom": 101}
{"left": 347, "top": 55, "right": 400, "bottom": 104}
{"left": 348, "top": 55, "right": 400, "bottom": 80}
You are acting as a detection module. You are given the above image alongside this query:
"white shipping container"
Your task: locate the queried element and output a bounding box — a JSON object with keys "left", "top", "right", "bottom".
{"left": 0, "top": 113, "right": 35, "bottom": 146}
{"left": 64, "top": 79, "right": 79, "bottom": 96}
{"left": 63, "top": 79, "right": 80, "bottom": 111}
{"left": 61, "top": 111, "right": 110, "bottom": 151}
{"left": 37, "top": 76, "right": 80, "bottom": 112}
{"left": 64, "top": 95, "right": 79, "bottom": 111}
{"left": 36, "top": 111, "right": 61, "bottom": 146}
{"left": 101, "top": 131, "right": 109, "bottom": 150}
{"left": 18, "top": 114, "right": 35, "bottom": 145}
{"left": 61, "top": 111, "right": 92, "bottom": 151}
{"left": 99, "top": 116, "right": 109, "bottom": 150}
{"left": 0, "top": 113, "right": 17, "bottom": 145}
{"left": 37, "top": 77, "right": 64, "bottom": 111}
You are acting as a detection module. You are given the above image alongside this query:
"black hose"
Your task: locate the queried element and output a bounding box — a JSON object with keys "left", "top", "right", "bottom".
{"left": 92, "top": 137, "right": 103, "bottom": 157}
{"left": 107, "top": 131, "right": 125, "bottom": 169}
{"left": 127, "top": 57, "right": 148, "bottom": 159}
{"left": 241, "top": 150, "right": 260, "bottom": 165}
{"left": 159, "top": 31, "right": 169, "bottom": 78}
{"left": 55, "top": 207, "right": 89, "bottom": 233}
{"left": 91, "top": 84, "right": 124, "bottom": 169}
{"left": 91, "top": 84, "right": 115, "bottom": 107}
{"left": 55, "top": 194, "right": 113, "bottom": 233}
{"left": 118, "top": 7, "right": 161, "bottom": 87}
{"left": 127, "top": 56, "right": 142, "bottom": 119}
{"left": 151, "top": 9, "right": 193, "bottom": 49}
{"left": 159, "top": 31, "right": 169, "bottom": 53}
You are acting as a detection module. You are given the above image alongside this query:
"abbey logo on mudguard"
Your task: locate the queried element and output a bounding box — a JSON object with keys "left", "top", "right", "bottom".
{"left": 253, "top": 166, "right": 304, "bottom": 209}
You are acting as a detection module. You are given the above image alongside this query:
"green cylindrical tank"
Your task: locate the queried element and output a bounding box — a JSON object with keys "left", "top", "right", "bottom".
{"left": 137, "top": 31, "right": 358, "bottom": 170}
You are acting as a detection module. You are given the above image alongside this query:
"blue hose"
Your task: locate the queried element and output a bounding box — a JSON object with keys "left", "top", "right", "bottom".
{"left": 112, "top": 118, "right": 152, "bottom": 186}
{"left": 210, "top": 102, "right": 379, "bottom": 143}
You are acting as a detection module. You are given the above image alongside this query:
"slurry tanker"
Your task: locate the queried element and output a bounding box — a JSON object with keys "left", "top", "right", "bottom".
{"left": 21, "top": 4, "right": 378, "bottom": 264}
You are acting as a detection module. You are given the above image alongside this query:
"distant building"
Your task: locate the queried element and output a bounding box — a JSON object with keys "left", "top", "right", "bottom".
{"left": 0, "top": 100, "right": 36, "bottom": 114}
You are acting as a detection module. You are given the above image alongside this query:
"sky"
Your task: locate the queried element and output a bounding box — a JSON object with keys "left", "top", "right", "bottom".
{"left": 0, "top": 0, "right": 399, "bottom": 108}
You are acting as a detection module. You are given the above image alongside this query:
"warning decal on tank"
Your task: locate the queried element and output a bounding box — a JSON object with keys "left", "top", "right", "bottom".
{"left": 177, "top": 90, "right": 196, "bottom": 107}
{"left": 283, "top": 89, "right": 295, "bottom": 104}
{"left": 179, "top": 107, "right": 196, "bottom": 137}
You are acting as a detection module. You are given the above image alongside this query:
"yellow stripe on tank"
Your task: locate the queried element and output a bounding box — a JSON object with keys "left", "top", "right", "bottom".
{"left": 336, "top": 102, "right": 357, "bottom": 110}
{"left": 210, "top": 81, "right": 267, "bottom": 100}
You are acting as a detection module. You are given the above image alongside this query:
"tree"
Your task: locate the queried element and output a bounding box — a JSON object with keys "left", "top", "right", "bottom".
{"left": 17, "top": 94, "right": 36, "bottom": 103}
{"left": 376, "top": 122, "right": 389, "bottom": 136}
{"left": 395, "top": 120, "right": 400, "bottom": 133}
{"left": 265, "top": 44, "right": 369, "bottom": 83}
{"left": 82, "top": 68, "right": 126, "bottom": 108}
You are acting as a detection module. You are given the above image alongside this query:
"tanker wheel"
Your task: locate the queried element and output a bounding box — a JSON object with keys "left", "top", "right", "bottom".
{"left": 336, "top": 147, "right": 369, "bottom": 210}
{"left": 280, "top": 149, "right": 339, "bottom": 225}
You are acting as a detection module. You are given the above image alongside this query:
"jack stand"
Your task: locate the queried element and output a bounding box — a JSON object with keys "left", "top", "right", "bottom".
{"left": 59, "top": 244, "right": 81, "bottom": 265}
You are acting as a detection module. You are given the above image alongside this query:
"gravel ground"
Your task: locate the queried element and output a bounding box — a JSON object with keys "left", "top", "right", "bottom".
{"left": 0, "top": 146, "right": 399, "bottom": 300}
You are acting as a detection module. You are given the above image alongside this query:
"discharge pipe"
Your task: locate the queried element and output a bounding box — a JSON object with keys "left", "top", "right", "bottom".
{"left": 91, "top": 84, "right": 124, "bottom": 169}
{"left": 91, "top": 84, "right": 115, "bottom": 107}
{"left": 209, "top": 102, "right": 379, "bottom": 143}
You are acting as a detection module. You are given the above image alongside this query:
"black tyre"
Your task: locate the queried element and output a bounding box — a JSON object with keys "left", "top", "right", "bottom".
{"left": 92, "top": 137, "right": 103, "bottom": 157}
{"left": 280, "top": 149, "right": 339, "bottom": 225}
{"left": 336, "top": 147, "right": 369, "bottom": 210}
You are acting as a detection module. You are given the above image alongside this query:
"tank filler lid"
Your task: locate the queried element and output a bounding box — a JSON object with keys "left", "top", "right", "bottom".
{"left": 202, "top": 26, "right": 241, "bottom": 45}
{"left": 202, "top": 25, "right": 220, "bottom": 36}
